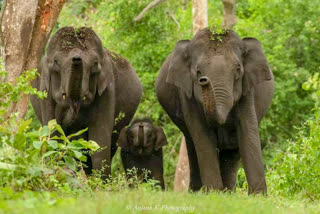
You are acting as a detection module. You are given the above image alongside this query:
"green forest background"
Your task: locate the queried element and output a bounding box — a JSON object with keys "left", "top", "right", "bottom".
{"left": 2, "top": 0, "right": 320, "bottom": 212}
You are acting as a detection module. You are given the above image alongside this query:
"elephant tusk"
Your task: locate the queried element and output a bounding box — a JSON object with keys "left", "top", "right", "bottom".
{"left": 82, "top": 96, "right": 86, "bottom": 100}
{"left": 63, "top": 95, "right": 66, "bottom": 100}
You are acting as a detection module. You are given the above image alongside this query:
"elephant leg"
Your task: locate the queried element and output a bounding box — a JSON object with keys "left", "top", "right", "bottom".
{"left": 167, "top": 114, "right": 202, "bottom": 191}
{"left": 180, "top": 92, "right": 223, "bottom": 190}
{"left": 184, "top": 136, "right": 202, "bottom": 191}
{"left": 89, "top": 127, "right": 112, "bottom": 179}
{"left": 149, "top": 163, "right": 165, "bottom": 190}
{"left": 219, "top": 149, "right": 240, "bottom": 191}
{"left": 237, "top": 91, "right": 267, "bottom": 194}
{"left": 89, "top": 88, "right": 115, "bottom": 180}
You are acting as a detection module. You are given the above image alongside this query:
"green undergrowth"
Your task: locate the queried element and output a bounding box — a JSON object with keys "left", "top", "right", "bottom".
{"left": 1, "top": 189, "right": 320, "bottom": 214}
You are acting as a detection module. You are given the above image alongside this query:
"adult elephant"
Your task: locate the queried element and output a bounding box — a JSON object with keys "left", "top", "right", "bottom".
{"left": 156, "top": 28, "right": 274, "bottom": 194}
{"left": 30, "top": 27, "right": 142, "bottom": 178}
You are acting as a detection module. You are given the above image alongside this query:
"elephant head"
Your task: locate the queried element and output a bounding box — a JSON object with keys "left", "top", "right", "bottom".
{"left": 118, "top": 118, "right": 168, "bottom": 157}
{"left": 166, "top": 28, "right": 272, "bottom": 125}
{"left": 39, "top": 27, "right": 113, "bottom": 124}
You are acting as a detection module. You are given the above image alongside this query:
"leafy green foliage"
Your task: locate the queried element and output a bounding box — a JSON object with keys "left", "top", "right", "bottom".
{"left": 303, "top": 69, "right": 320, "bottom": 106}
{"left": 267, "top": 71, "right": 320, "bottom": 200}
{"left": 0, "top": 117, "right": 100, "bottom": 191}
{"left": 268, "top": 112, "right": 320, "bottom": 200}
{"left": 0, "top": 68, "right": 46, "bottom": 123}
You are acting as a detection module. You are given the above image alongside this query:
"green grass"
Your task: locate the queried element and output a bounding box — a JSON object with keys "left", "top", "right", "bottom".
{"left": 1, "top": 190, "right": 319, "bottom": 214}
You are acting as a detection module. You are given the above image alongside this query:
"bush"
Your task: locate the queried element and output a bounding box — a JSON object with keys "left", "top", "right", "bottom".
{"left": 0, "top": 119, "right": 100, "bottom": 191}
{"left": 268, "top": 111, "right": 320, "bottom": 200}
{"left": 268, "top": 71, "right": 320, "bottom": 200}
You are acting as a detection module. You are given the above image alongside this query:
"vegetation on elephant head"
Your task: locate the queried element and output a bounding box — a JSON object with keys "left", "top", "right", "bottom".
{"left": 48, "top": 27, "right": 104, "bottom": 56}
{"left": 208, "top": 26, "right": 230, "bottom": 43}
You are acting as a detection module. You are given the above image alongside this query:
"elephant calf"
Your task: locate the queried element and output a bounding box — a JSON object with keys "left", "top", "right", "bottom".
{"left": 118, "top": 118, "right": 168, "bottom": 189}
{"left": 156, "top": 28, "right": 274, "bottom": 194}
{"left": 30, "top": 27, "right": 142, "bottom": 178}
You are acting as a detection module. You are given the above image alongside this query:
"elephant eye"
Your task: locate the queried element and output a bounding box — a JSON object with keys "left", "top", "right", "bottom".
{"left": 196, "top": 67, "right": 201, "bottom": 78}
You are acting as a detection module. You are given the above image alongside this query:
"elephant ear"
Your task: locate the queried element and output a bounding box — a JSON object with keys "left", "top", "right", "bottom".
{"left": 166, "top": 40, "right": 193, "bottom": 98}
{"left": 118, "top": 127, "right": 128, "bottom": 149}
{"left": 242, "top": 38, "right": 272, "bottom": 96}
{"left": 39, "top": 55, "right": 50, "bottom": 92}
{"left": 154, "top": 126, "right": 168, "bottom": 151}
{"left": 98, "top": 50, "right": 114, "bottom": 96}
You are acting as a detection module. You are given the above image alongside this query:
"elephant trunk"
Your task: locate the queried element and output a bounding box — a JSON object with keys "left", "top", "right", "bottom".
{"left": 200, "top": 77, "right": 216, "bottom": 125}
{"left": 68, "top": 57, "right": 83, "bottom": 101}
{"left": 199, "top": 76, "right": 228, "bottom": 125}
{"left": 67, "top": 56, "right": 83, "bottom": 118}
{"left": 138, "top": 124, "right": 144, "bottom": 146}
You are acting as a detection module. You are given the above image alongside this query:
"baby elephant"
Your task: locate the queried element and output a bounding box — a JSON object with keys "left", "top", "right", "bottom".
{"left": 118, "top": 118, "right": 168, "bottom": 189}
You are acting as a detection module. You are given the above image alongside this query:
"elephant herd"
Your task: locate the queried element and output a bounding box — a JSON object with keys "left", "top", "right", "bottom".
{"left": 30, "top": 26, "right": 274, "bottom": 194}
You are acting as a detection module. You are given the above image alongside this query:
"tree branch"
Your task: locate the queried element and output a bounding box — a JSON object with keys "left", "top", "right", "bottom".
{"left": 133, "top": 0, "right": 167, "bottom": 22}
{"left": 222, "top": 0, "right": 236, "bottom": 29}
{"left": 167, "top": 11, "right": 180, "bottom": 28}
{"left": 0, "top": 0, "right": 64, "bottom": 121}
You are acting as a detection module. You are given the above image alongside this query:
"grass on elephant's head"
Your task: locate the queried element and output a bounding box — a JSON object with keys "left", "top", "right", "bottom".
{"left": 1, "top": 189, "right": 320, "bottom": 214}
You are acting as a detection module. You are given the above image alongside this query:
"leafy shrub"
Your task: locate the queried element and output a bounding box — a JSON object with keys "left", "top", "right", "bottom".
{"left": 0, "top": 68, "right": 46, "bottom": 122}
{"left": 268, "top": 72, "right": 320, "bottom": 200}
{"left": 0, "top": 119, "right": 100, "bottom": 191}
{"left": 268, "top": 112, "right": 320, "bottom": 200}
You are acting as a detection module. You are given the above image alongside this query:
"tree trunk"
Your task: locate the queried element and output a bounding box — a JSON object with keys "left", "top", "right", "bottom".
{"left": 222, "top": 0, "right": 236, "bottom": 29}
{"left": 0, "top": 0, "right": 65, "bottom": 121}
{"left": 174, "top": 0, "right": 208, "bottom": 192}
{"left": 192, "top": 0, "right": 208, "bottom": 33}
{"left": 174, "top": 137, "right": 190, "bottom": 191}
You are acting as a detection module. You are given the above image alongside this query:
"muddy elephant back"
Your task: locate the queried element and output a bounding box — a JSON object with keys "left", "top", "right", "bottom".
{"left": 105, "top": 49, "right": 142, "bottom": 130}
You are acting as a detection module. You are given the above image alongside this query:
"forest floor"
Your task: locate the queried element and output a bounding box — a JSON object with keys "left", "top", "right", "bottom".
{"left": 1, "top": 190, "right": 319, "bottom": 214}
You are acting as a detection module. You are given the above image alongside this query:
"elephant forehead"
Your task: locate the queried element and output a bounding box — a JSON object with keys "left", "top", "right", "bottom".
{"left": 48, "top": 27, "right": 103, "bottom": 54}
{"left": 196, "top": 54, "right": 228, "bottom": 68}
{"left": 131, "top": 123, "right": 153, "bottom": 133}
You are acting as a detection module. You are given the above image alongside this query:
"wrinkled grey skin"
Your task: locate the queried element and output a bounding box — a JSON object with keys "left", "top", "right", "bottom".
{"left": 118, "top": 118, "right": 167, "bottom": 189}
{"left": 155, "top": 28, "right": 274, "bottom": 194}
{"left": 30, "top": 27, "right": 142, "bottom": 178}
